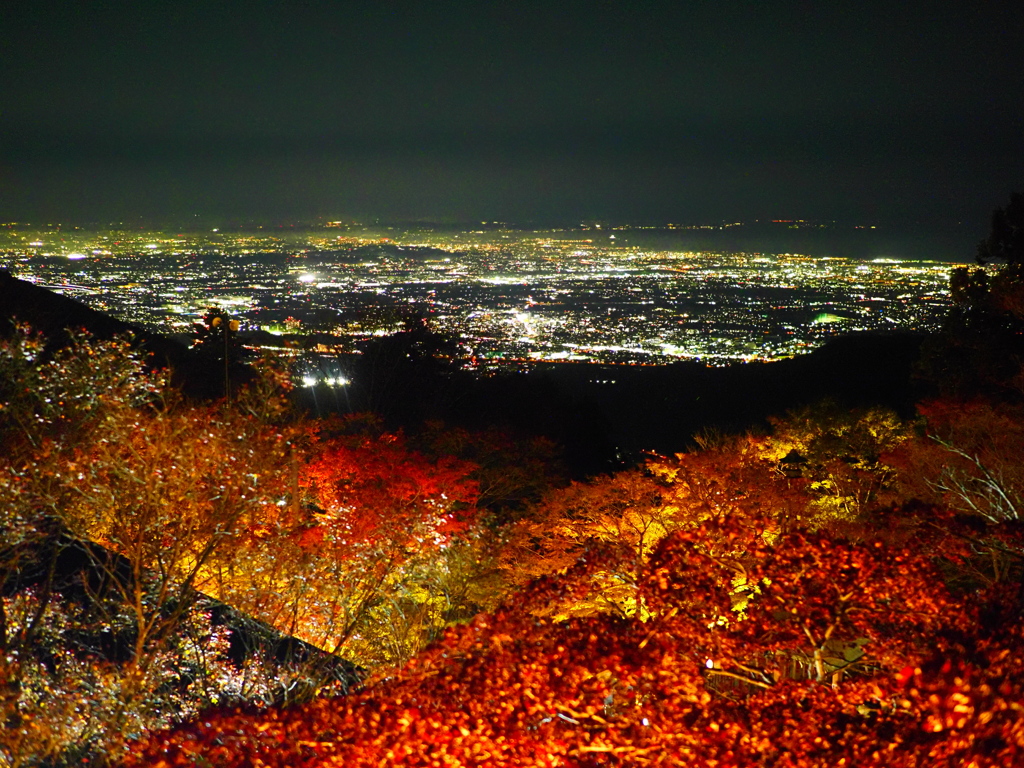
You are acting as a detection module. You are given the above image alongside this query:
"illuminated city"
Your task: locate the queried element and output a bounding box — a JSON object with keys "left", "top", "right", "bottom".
{"left": 1, "top": 222, "right": 964, "bottom": 372}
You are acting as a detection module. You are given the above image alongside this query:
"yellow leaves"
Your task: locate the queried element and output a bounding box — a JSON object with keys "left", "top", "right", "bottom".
{"left": 396, "top": 707, "right": 421, "bottom": 728}
{"left": 644, "top": 460, "right": 678, "bottom": 484}
{"left": 401, "top": 582, "right": 434, "bottom": 605}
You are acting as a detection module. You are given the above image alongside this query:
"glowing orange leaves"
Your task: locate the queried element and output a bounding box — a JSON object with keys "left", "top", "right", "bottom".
{"left": 126, "top": 496, "right": 1024, "bottom": 768}
{"left": 301, "top": 430, "right": 479, "bottom": 555}
{"left": 200, "top": 424, "right": 486, "bottom": 666}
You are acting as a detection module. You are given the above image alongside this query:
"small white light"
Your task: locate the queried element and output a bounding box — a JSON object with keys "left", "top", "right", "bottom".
{"left": 705, "top": 659, "right": 714, "bottom": 669}
{"left": 302, "top": 376, "right": 317, "bottom": 387}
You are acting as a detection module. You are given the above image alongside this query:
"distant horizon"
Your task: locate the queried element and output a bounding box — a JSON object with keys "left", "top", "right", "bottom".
{"left": 0, "top": 214, "right": 981, "bottom": 228}
{"left": 1, "top": 215, "right": 983, "bottom": 263}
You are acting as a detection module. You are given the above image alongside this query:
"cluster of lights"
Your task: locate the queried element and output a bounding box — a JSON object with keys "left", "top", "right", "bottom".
{"left": 301, "top": 375, "right": 349, "bottom": 387}
{"left": 1, "top": 226, "right": 965, "bottom": 369}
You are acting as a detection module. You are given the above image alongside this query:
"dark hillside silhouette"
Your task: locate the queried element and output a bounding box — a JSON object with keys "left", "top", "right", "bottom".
{"left": 534, "top": 332, "right": 926, "bottom": 458}
{"left": 0, "top": 270, "right": 243, "bottom": 399}
{"left": 295, "top": 331, "right": 926, "bottom": 473}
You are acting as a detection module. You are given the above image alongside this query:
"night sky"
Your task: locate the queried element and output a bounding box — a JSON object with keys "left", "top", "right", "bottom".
{"left": 3, "top": 0, "right": 1023, "bottom": 232}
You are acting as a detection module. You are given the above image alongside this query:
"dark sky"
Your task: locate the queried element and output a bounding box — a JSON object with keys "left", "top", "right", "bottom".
{"left": 3, "top": 0, "right": 1023, "bottom": 230}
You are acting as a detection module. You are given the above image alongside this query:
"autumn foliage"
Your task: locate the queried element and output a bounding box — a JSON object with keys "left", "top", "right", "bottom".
{"left": 126, "top": 505, "right": 1024, "bottom": 767}
{"left": 301, "top": 427, "right": 479, "bottom": 551}
{"left": 120, "top": 379, "right": 1024, "bottom": 766}
{"left": 202, "top": 423, "right": 485, "bottom": 667}
{"left": 9, "top": 326, "right": 1024, "bottom": 767}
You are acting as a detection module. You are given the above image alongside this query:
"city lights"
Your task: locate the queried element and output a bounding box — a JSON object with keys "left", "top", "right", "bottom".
{"left": 0, "top": 224, "right": 967, "bottom": 370}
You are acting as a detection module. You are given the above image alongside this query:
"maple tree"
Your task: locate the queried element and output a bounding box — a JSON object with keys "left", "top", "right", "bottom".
{"left": 0, "top": 324, "right": 502, "bottom": 763}
{"left": 202, "top": 420, "right": 485, "bottom": 669}
{"left": 1, "top": 327, "right": 176, "bottom": 764}
{"left": 0, "top": 324, "right": 163, "bottom": 467}
{"left": 884, "top": 397, "right": 1024, "bottom": 594}
{"left": 891, "top": 398, "right": 1024, "bottom": 524}
{"left": 501, "top": 434, "right": 808, "bottom": 620}
{"left": 763, "top": 402, "right": 911, "bottom": 527}
{"left": 0, "top": 329, "right": 334, "bottom": 765}
{"left": 646, "top": 433, "right": 808, "bottom": 528}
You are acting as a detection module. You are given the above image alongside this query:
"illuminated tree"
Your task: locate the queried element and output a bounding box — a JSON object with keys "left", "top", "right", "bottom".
{"left": 884, "top": 398, "right": 1024, "bottom": 594}
{"left": 0, "top": 327, "right": 322, "bottom": 765}
{"left": 1, "top": 327, "right": 173, "bottom": 764}
{"left": 764, "top": 402, "right": 910, "bottom": 526}
{"left": 892, "top": 399, "right": 1024, "bottom": 523}
{"left": 645, "top": 511, "right": 956, "bottom": 688}
{"left": 648, "top": 433, "right": 808, "bottom": 528}
{"left": 201, "top": 424, "right": 483, "bottom": 669}
{"left": 58, "top": 395, "right": 289, "bottom": 668}
{"left": 501, "top": 468, "right": 680, "bottom": 620}
{"left": 501, "top": 434, "right": 807, "bottom": 620}
{"left": 0, "top": 324, "right": 162, "bottom": 467}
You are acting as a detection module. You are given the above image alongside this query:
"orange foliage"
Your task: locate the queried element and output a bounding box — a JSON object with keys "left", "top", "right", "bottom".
{"left": 207, "top": 425, "right": 484, "bottom": 665}
{"left": 890, "top": 398, "right": 1024, "bottom": 524}
{"left": 301, "top": 430, "right": 479, "bottom": 552}
{"left": 501, "top": 436, "right": 808, "bottom": 619}
{"left": 648, "top": 434, "right": 808, "bottom": 527}
{"left": 125, "top": 507, "right": 1024, "bottom": 768}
